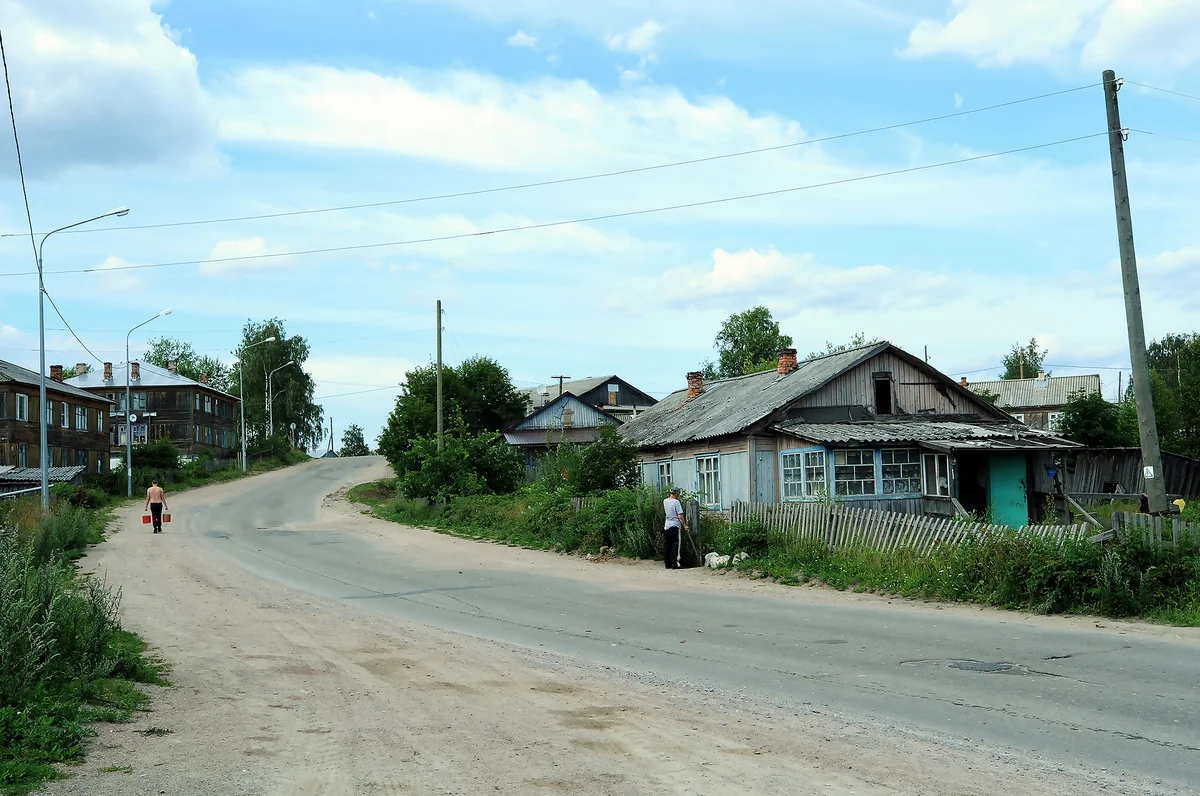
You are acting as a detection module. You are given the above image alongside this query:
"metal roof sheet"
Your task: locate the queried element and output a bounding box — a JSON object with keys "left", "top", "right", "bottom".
{"left": 773, "top": 419, "right": 1076, "bottom": 446}
{"left": 967, "top": 374, "right": 1101, "bottom": 410}
{"left": 65, "top": 361, "right": 238, "bottom": 399}
{"left": 512, "top": 393, "right": 621, "bottom": 431}
{"left": 0, "top": 465, "right": 87, "bottom": 482}
{"left": 0, "top": 359, "right": 116, "bottom": 403}
{"left": 619, "top": 343, "right": 890, "bottom": 448}
{"left": 504, "top": 428, "right": 605, "bottom": 446}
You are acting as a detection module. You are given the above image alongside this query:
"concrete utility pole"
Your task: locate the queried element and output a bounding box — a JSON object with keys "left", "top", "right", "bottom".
{"left": 1103, "top": 69, "right": 1168, "bottom": 514}
{"left": 436, "top": 300, "right": 443, "bottom": 451}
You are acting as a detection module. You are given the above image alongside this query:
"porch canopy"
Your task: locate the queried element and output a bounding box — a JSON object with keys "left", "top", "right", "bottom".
{"left": 771, "top": 419, "right": 1080, "bottom": 451}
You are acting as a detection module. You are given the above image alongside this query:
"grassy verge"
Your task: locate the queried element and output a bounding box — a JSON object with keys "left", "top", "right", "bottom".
{"left": 351, "top": 480, "right": 1200, "bottom": 627}
{"left": 0, "top": 500, "right": 170, "bottom": 795}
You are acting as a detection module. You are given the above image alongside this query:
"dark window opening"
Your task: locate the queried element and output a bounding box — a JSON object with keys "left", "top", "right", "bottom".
{"left": 874, "top": 377, "right": 893, "bottom": 415}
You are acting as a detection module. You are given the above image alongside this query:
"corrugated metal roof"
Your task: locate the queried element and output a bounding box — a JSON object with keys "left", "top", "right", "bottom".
{"left": 774, "top": 419, "right": 1073, "bottom": 445}
{"left": 967, "top": 374, "right": 1101, "bottom": 410}
{"left": 619, "top": 343, "right": 890, "bottom": 448}
{"left": 65, "top": 361, "right": 237, "bottom": 399}
{"left": 0, "top": 465, "right": 87, "bottom": 483}
{"left": 522, "top": 376, "right": 613, "bottom": 408}
{"left": 0, "top": 359, "right": 116, "bottom": 403}
{"left": 504, "top": 428, "right": 604, "bottom": 446}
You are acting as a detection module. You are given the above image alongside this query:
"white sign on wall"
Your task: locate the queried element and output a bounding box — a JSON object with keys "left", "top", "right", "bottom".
{"left": 1143, "top": 465, "right": 1156, "bottom": 480}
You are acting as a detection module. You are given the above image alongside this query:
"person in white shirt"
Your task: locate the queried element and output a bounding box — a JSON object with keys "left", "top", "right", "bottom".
{"left": 662, "top": 487, "right": 688, "bottom": 569}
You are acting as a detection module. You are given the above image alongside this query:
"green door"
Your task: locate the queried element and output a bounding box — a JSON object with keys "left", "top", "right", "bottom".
{"left": 988, "top": 453, "right": 1028, "bottom": 527}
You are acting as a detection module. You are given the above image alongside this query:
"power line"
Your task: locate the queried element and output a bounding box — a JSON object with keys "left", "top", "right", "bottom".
{"left": 0, "top": 82, "right": 1100, "bottom": 239}
{"left": 42, "top": 289, "right": 104, "bottom": 365}
{"left": 1128, "top": 128, "right": 1200, "bottom": 147}
{"left": 0, "top": 131, "right": 1112, "bottom": 280}
{"left": 315, "top": 385, "right": 401, "bottom": 400}
{"left": 1126, "top": 81, "right": 1200, "bottom": 104}
{"left": 0, "top": 29, "right": 40, "bottom": 278}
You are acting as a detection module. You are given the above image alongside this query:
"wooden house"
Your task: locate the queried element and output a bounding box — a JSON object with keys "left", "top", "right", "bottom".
{"left": 966, "top": 374, "right": 1101, "bottom": 431}
{"left": 66, "top": 361, "right": 240, "bottom": 461}
{"left": 0, "top": 358, "right": 113, "bottom": 477}
{"left": 504, "top": 392, "right": 623, "bottom": 466}
{"left": 619, "top": 343, "right": 1079, "bottom": 526}
{"left": 520, "top": 376, "right": 656, "bottom": 422}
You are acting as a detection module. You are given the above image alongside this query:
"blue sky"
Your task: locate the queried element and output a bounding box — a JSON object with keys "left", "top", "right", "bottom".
{"left": 1, "top": 0, "right": 1198, "bottom": 449}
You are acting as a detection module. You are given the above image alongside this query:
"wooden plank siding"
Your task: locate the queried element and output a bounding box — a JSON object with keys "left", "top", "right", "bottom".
{"left": 0, "top": 384, "right": 112, "bottom": 474}
{"left": 797, "top": 351, "right": 998, "bottom": 417}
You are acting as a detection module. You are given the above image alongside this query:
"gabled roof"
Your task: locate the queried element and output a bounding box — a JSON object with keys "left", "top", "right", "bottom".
{"left": 509, "top": 392, "right": 622, "bottom": 433}
{"left": 967, "top": 374, "right": 1101, "bottom": 410}
{"left": 619, "top": 342, "right": 1010, "bottom": 449}
{"left": 521, "top": 375, "right": 656, "bottom": 411}
{"left": 0, "top": 359, "right": 115, "bottom": 403}
{"left": 66, "top": 361, "right": 237, "bottom": 400}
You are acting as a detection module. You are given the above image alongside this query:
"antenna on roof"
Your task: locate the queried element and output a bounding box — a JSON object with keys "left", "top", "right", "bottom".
{"left": 551, "top": 375, "right": 570, "bottom": 397}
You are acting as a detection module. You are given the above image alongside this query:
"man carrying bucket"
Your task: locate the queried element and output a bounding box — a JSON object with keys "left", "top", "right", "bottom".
{"left": 145, "top": 479, "right": 169, "bottom": 534}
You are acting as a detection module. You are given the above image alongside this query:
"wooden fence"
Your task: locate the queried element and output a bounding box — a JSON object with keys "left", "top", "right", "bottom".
{"left": 1107, "top": 512, "right": 1200, "bottom": 550}
{"left": 728, "top": 501, "right": 1089, "bottom": 556}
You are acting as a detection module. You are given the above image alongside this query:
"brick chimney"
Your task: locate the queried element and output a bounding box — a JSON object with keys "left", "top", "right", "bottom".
{"left": 50, "top": 365, "right": 63, "bottom": 383}
{"left": 103, "top": 362, "right": 113, "bottom": 381}
{"left": 167, "top": 360, "right": 178, "bottom": 374}
{"left": 777, "top": 348, "right": 798, "bottom": 376}
{"left": 686, "top": 371, "right": 705, "bottom": 402}
{"left": 199, "top": 374, "right": 209, "bottom": 385}
{"left": 75, "top": 362, "right": 88, "bottom": 376}
{"left": 960, "top": 377, "right": 969, "bottom": 387}
{"left": 131, "top": 362, "right": 140, "bottom": 381}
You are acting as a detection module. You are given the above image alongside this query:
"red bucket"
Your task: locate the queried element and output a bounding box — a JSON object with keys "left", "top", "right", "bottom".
{"left": 142, "top": 515, "right": 151, "bottom": 525}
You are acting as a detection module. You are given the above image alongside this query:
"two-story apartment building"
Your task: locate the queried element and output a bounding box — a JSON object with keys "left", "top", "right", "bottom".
{"left": 66, "top": 361, "right": 240, "bottom": 461}
{"left": 0, "top": 359, "right": 113, "bottom": 477}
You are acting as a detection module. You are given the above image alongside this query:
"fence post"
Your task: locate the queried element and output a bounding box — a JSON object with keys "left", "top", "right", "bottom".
{"left": 684, "top": 499, "right": 703, "bottom": 567}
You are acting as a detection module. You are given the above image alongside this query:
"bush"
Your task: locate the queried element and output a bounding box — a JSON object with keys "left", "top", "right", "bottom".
{"left": 397, "top": 418, "right": 524, "bottom": 501}
{"left": 531, "top": 428, "right": 641, "bottom": 496}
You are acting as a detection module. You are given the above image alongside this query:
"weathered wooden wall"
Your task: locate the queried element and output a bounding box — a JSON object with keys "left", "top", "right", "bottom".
{"left": 1065, "top": 449, "right": 1200, "bottom": 499}
{"left": 798, "top": 351, "right": 997, "bottom": 417}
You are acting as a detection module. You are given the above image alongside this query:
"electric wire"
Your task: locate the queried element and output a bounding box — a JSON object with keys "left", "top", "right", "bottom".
{"left": 314, "top": 385, "right": 401, "bottom": 400}
{"left": 1126, "top": 81, "right": 1200, "bottom": 104}
{"left": 0, "top": 82, "right": 1101, "bottom": 239}
{"left": 42, "top": 289, "right": 104, "bottom": 364}
{"left": 1128, "top": 128, "right": 1200, "bottom": 147}
{"left": 0, "top": 131, "right": 1113, "bottom": 280}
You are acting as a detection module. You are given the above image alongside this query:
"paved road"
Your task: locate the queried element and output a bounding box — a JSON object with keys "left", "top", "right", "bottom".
{"left": 189, "top": 457, "right": 1200, "bottom": 791}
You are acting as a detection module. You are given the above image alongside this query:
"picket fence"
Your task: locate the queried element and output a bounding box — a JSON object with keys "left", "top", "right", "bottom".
{"left": 728, "top": 500, "right": 1089, "bottom": 556}
{"left": 1111, "top": 512, "right": 1200, "bottom": 550}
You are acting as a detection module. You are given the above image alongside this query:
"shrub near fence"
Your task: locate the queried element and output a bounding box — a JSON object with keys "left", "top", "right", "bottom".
{"left": 729, "top": 501, "right": 1088, "bottom": 555}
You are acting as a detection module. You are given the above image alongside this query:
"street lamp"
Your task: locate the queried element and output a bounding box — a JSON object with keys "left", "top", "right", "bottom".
{"left": 125, "top": 308, "right": 171, "bottom": 497}
{"left": 267, "top": 360, "right": 296, "bottom": 438}
{"left": 36, "top": 207, "right": 131, "bottom": 510}
{"left": 236, "top": 336, "right": 276, "bottom": 472}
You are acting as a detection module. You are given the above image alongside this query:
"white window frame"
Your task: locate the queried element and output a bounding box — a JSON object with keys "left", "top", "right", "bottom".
{"left": 60, "top": 401, "right": 68, "bottom": 427}
{"left": 204, "top": 395, "right": 212, "bottom": 413}
{"left": 1048, "top": 411, "right": 1063, "bottom": 431}
{"left": 15, "top": 393, "right": 29, "bottom": 422}
{"left": 833, "top": 449, "right": 877, "bottom": 497}
{"left": 132, "top": 392, "right": 147, "bottom": 411}
{"left": 1012, "top": 412, "right": 1026, "bottom": 424}
{"left": 75, "top": 405, "right": 88, "bottom": 431}
{"left": 880, "top": 448, "right": 922, "bottom": 495}
{"left": 696, "top": 454, "right": 721, "bottom": 509}
{"left": 656, "top": 460, "right": 672, "bottom": 490}
{"left": 18, "top": 442, "right": 28, "bottom": 467}
{"left": 781, "top": 447, "right": 828, "bottom": 501}
{"left": 923, "top": 453, "right": 952, "bottom": 497}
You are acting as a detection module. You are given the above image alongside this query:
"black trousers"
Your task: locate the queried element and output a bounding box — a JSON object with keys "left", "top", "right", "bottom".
{"left": 663, "top": 526, "right": 681, "bottom": 569}
{"left": 149, "top": 502, "right": 163, "bottom": 532}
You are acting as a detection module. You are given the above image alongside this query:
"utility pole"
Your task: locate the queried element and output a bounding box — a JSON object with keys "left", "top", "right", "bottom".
{"left": 1103, "top": 69, "right": 1168, "bottom": 514}
{"left": 1117, "top": 371, "right": 1123, "bottom": 403}
{"left": 924, "top": 346, "right": 929, "bottom": 364}
{"left": 436, "top": 300, "right": 443, "bottom": 451}
{"left": 329, "top": 416, "right": 334, "bottom": 454}
{"left": 552, "top": 375, "right": 570, "bottom": 397}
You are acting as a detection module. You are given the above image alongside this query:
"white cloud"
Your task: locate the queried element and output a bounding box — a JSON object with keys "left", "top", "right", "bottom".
{"left": 506, "top": 29, "right": 538, "bottom": 48}
{"left": 904, "top": 0, "right": 1200, "bottom": 69}
{"left": 605, "top": 20, "right": 664, "bottom": 55}
{"left": 91, "top": 255, "right": 146, "bottom": 293}
{"left": 0, "top": 0, "right": 214, "bottom": 174}
{"left": 214, "top": 66, "right": 804, "bottom": 174}
{"left": 202, "top": 237, "right": 293, "bottom": 276}
{"left": 953, "top": 92, "right": 963, "bottom": 108}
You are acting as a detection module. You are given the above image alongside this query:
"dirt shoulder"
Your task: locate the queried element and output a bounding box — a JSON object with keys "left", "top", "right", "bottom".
{"left": 42, "top": 474, "right": 1178, "bottom": 795}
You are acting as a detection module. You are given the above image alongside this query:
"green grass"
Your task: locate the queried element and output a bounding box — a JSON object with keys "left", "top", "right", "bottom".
{"left": 0, "top": 501, "right": 171, "bottom": 795}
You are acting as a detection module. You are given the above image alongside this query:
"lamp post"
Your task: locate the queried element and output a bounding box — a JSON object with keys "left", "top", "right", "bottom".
{"left": 125, "top": 309, "right": 171, "bottom": 497}
{"left": 36, "top": 207, "right": 131, "bottom": 510}
{"left": 267, "top": 361, "right": 296, "bottom": 438}
{"left": 236, "top": 336, "right": 276, "bottom": 472}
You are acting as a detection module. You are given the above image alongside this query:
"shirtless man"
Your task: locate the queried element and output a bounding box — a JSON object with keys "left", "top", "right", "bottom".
{"left": 145, "top": 479, "right": 168, "bottom": 534}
